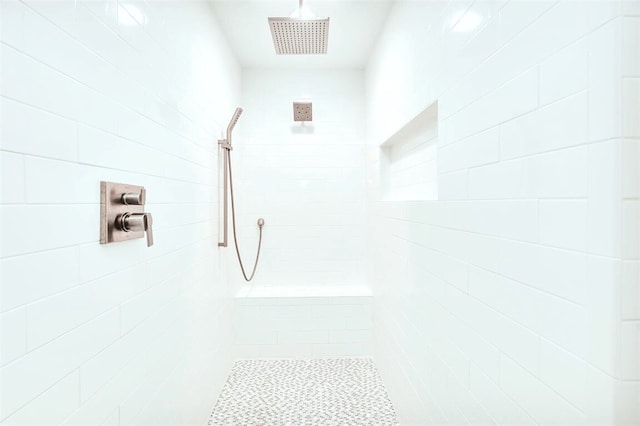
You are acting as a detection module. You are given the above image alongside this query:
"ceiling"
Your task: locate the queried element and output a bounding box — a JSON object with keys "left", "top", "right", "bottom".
{"left": 209, "top": 1, "right": 395, "bottom": 69}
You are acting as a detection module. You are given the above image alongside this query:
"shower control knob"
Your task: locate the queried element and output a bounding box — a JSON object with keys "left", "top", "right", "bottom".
{"left": 121, "top": 188, "right": 146, "bottom": 205}
{"left": 118, "top": 212, "right": 154, "bottom": 247}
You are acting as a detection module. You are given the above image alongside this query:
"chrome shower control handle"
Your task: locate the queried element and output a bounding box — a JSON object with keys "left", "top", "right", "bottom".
{"left": 119, "top": 212, "right": 154, "bottom": 247}
{"left": 121, "top": 188, "right": 146, "bottom": 205}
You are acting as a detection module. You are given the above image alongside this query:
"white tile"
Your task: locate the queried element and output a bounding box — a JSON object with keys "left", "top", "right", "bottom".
{"left": 483, "top": 238, "right": 588, "bottom": 305}
{"left": 525, "top": 146, "right": 589, "bottom": 198}
{"left": 539, "top": 39, "right": 588, "bottom": 105}
{"left": 500, "top": 91, "right": 588, "bottom": 160}
{"left": 466, "top": 200, "right": 538, "bottom": 243}
{"left": 620, "top": 321, "right": 640, "bottom": 380}
{"left": 468, "top": 159, "right": 525, "bottom": 199}
{"left": 622, "top": 200, "right": 640, "bottom": 259}
{"left": 447, "top": 67, "right": 539, "bottom": 144}
{"left": 409, "top": 244, "right": 468, "bottom": 293}
{"left": 459, "top": 293, "right": 539, "bottom": 375}
{"left": 499, "top": 354, "right": 585, "bottom": 425}
{"left": 622, "top": 139, "right": 640, "bottom": 198}
{"left": 439, "top": 128, "right": 499, "bottom": 173}
{"left": 79, "top": 324, "right": 151, "bottom": 403}
{"left": 623, "top": 1, "right": 640, "bottom": 17}
{"left": 236, "top": 328, "right": 277, "bottom": 345}
{"left": 469, "top": 266, "right": 587, "bottom": 357}
{"left": 0, "top": 1, "right": 240, "bottom": 424}
{"left": 0, "top": 308, "right": 26, "bottom": 366}
{"left": 588, "top": 140, "right": 622, "bottom": 257}
{"left": 78, "top": 240, "right": 147, "bottom": 284}
{"left": 438, "top": 170, "right": 468, "bottom": 200}
{"left": 27, "top": 265, "right": 146, "bottom": 349}
{"left": 539, "top": 338, "right": 587, "bottom": 412}
{"left": 440, "top": 0, "right": 553, "bottom": 117}
{"left": 0, "top": 205, "right": 97, "bottom": 257}
{"left": 406, "top": 223, "right": 470, "bottom": 263}
{"left": 277, "top": 330, "right": 328, "bottom": 344}
{"left": 0, "top": 97, "right": 77, "bottom": 161}
{"left": 77, "top": 124, "right": 183, "bottom": 181}
{"left": 581, "top": 365, "right": 618, "bottom": 424}
{"left": 588, "top": 19, "right": 622, "bottom": 142}
{"left": 0, "top": 151, "right": 25, "bottom": 204}
{"left": 614, "top": 379, "right": 640, "bottom": 425}
{"left": 119, "top": 276, "right": 182, "bottom": 335}
{"left": 469, "top": 364, "right": 536, "bottom": 426}
{"left": 539, "top": 200, "right": 587, "bottom": 252}
{"left": 259, "top": 343, "right": 313, "bottom": 358}
{"left": 24, "top": 156, "right": 102, "bottom": 204}
{"left": 0, "top": 43, "right": 81, "bottom": 125}
{"left": 0, "top": 0, "right": 25, "bottom": 50}
{"left": 0, "top": 247, "right": 79, "bottom": 312}
{"left": 234, "top": 344, "right": 261, "bottom": 359}
{"left": 312, "top": 343, "right": 369, "bottom": 357}
{"left": 1, "top": 371, "right": 79, "bottom": 426}
{"left": 621, "top": 261, "right": 640, "bottom": 320}
{"left": 623, "top": 18, "right": 640, "bottom": 76}
{"left": 585, "top": 256, "right": 620, "bottom": 375}
{"left": 101, "top": 409, "right": 120, "bottom": 426}
{"left": 586, "top": 0, "right": 623, "bottom": 30}
{"left": 622, "top": 78, "right": 640, "bottom": 137}
{"left": 64, "top": 349, "right": 149, "bottom": 426}
{"left": 328, "top": 329, "right": 372, "bottom": 344}
{"left": 455, "top": 380, "right": 497, "bottom": 426}
{"left": 0, "top": 309, "right": 119, "bottom": 420}
{"left": 469, "top": 149, "right": 590, "bottom": 200}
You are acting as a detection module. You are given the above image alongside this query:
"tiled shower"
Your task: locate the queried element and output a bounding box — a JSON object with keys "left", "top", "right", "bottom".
{"left": 1, "top": 0, "right": 639, "bottom": 425}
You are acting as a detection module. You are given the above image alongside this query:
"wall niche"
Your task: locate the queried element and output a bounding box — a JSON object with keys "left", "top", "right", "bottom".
{"left": 380, "top": 101, "right": 438, "bottom": 201}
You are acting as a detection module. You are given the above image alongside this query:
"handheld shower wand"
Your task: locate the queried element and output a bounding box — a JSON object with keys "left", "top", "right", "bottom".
{"left": 227, "top": 107, "right": 243, "bottom": 145}
{"left": 218, "top": 108, "right": 264, "bottom": 282}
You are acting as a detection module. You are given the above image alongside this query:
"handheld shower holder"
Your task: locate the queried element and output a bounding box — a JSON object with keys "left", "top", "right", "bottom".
{"left": 218, "top": 139, "right": 232, "bottom": 150}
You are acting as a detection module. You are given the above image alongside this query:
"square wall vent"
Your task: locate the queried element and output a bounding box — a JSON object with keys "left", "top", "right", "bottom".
{"left": 293, "top": 101, "right": 312, "bottom": 122}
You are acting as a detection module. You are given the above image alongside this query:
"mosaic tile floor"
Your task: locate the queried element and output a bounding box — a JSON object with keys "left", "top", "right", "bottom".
{"left": 207, "top": 358, "right": 399, "bottom": 425}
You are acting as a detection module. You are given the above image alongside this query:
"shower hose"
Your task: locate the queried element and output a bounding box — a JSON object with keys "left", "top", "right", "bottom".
{"left": 225, "top": 148, "right": 263, "bottom": 282}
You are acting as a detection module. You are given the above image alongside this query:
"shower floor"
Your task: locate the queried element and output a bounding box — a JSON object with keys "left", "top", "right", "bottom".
{"left": 207, "top": 358, "right": 399, "bottom": 425}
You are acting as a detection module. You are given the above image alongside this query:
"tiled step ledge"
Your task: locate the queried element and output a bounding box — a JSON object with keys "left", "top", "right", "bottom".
{"left": 234, "top": 285, "right": 373, "bottom": 358}
{"left": 235, "top": 284, "right": 372, "bottom": 305}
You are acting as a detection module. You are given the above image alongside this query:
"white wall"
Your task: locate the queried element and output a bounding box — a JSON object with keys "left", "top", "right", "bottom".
{"left": 366, "top": 1, "right": 639, "bottom": 424}
{"left": 0, "top": 1, "right": 240, "bottom": 424}
{"left": 225, "top": 68, "right": 366, "bottom": 288}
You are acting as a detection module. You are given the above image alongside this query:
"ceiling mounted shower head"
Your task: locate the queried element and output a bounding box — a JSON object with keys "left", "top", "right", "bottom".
{"left": 268, "top": 0, "right": 329, "bottom": 55}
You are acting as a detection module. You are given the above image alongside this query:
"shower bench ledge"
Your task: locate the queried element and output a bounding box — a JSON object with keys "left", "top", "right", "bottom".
{"left": 235, "top": 284, "right": 371, "bottom": 303}
{"left": 234, "top": 285, "right": 373, "bottom": 358}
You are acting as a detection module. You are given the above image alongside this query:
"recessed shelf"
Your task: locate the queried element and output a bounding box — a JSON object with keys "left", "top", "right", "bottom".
{"left": 380, "top": 101, "right": 439, "bottom": 201}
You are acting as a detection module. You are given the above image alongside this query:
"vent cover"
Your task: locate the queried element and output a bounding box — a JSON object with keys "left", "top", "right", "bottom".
{"left": 268, "top": 18, "right": 329, "bottom": 55}
{"left": 293, "top": 101, "right": 312, "bottom": 121}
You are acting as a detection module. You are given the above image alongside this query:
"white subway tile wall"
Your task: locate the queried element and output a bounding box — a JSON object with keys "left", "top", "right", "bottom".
{"left": 1, "top": 0, "right": 638, "bottom": 424}
{"left": 366, "top": 1, "right": 639, "bottom": 425}
{"left": 0, "top": 1, "right": 239, "bottom": 424}
{"left": 234, "top": 285, "right": 372, "bottom": 359}
{"left": 225, "top": 69, "right": 366, "bottom": 287}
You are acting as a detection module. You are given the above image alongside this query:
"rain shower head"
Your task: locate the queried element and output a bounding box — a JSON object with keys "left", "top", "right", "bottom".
{"left": 268, "top": 0, "right": 329, "bottom": 55}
